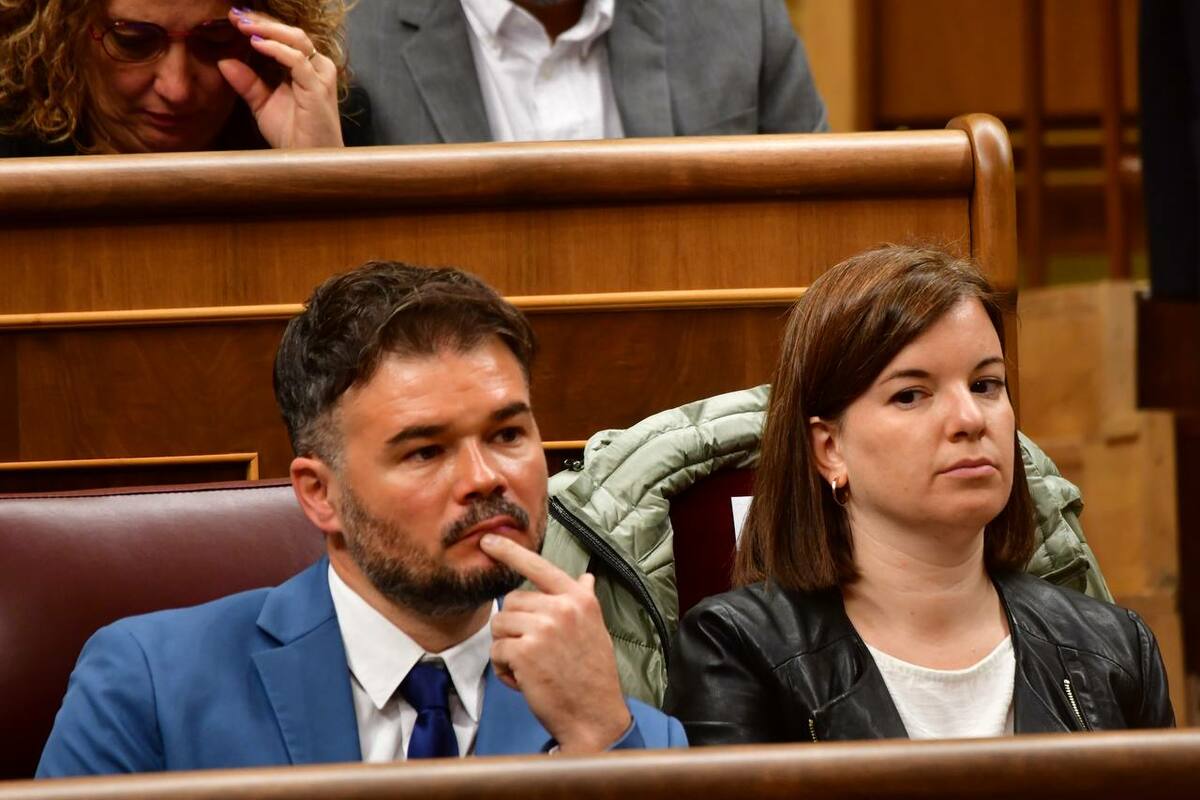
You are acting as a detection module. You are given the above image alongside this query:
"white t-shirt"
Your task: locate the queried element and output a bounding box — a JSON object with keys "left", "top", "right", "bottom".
{"left": 866, "top": 637, "right": 1016, "bottom": 739}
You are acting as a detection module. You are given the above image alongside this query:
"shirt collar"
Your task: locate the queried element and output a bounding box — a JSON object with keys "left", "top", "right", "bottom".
{"left": 461, "top": 0, "right": 514, "bottom": 42}
{"left": 558, "top": 0, "right": 615, "bottom": 57}
{"left": 461, "top": 0, "right": 615, "bottom": 58}
{"left": 327, "top": 564, "right": 494, "bottom": 722}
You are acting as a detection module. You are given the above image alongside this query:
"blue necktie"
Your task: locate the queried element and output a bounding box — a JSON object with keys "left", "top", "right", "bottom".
{"left": 400, "top": 661, "right": 459, "bottom": 759}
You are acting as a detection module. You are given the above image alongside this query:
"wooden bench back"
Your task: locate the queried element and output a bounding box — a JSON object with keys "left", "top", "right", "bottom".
{"left": 0, "top": 115, "right": 1016, "bottom": 488}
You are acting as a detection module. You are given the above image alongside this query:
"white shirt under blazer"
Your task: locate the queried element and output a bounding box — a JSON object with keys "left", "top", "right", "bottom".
{"left": 327, "top": 565, "right": 493, "bottom": 760}
{"left": 460, "top": 0, "right": 625, "bottom": 141}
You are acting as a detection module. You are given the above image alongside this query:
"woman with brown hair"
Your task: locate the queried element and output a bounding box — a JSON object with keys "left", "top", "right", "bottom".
{"left": 665, "top": 245, "right": 1174, "bottom": 742}
{"left": 0, "top": 0, "right": 366, "bottom": 156}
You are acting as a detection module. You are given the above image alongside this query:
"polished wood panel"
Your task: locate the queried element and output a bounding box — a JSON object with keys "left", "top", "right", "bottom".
{"left": 0, "top": 124, "right": 1006, "bottom": 316}
{"left": 530, "top": 304, "right": 788, "bottom": 441}
{"left": 0, "top": 454, "right": 258, "bottom": 495}
{"left": 0, "top": 117, "right": 1015, "bottom": 492}
{"left": 0, "top": 134, "right": 973, "bottom": 216}
{"left": 2, "top": 731, "right": 1197, "bottom": 800}
{"left": 10, "top": 321, "right": 286, "bottom": 469}
{"left": 0, "top": 296, "right": 798, "bottom": 480}
{"left": 0, "top": 198, "right": 969, "bottom": 314}
{"left": 873, "top": 0, "right": 1139, "bottom": 127}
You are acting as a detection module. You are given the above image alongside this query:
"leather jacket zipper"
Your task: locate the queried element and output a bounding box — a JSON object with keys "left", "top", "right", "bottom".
{"left": 1062, "top": 678, "right": 1089, "bottom": 731}
{"left": 808, "top": 718, "right": 818, "bottom": 743}
{"left": 549, "top": 496, "right": 672, "bottom": 667}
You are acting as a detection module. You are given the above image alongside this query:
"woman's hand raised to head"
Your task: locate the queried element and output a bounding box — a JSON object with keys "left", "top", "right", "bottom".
{"left": 219, "top": 7, "right": 342, "bottom": 149}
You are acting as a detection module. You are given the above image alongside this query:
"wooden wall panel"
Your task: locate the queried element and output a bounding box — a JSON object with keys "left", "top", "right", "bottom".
{"left": 13, "top": 322, "right": 287, "bottom": 470}
{"left": 1042, "top": 0, "right": 1139, "bottom": 118}
{"left": 2, "top": 302, "right": 796, "bottom": 480}
{"left": 873, "top": 0, "right": 1139, "bottom": 127}
{"left": 0, "top": 130, "right": 996, "bottom": 315}
{"left": 0, "top": 197, "right": 971, "bottom": 314}
{"left": 875, "top": 0, "right": 1022, "bottom": 126}
{"left": 529, "top": 306, "right": 788, "bottom": 438}
{"left": 0, "top": 119, "right": 1016, "bottom": 491}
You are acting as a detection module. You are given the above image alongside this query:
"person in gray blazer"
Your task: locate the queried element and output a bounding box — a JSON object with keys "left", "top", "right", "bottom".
{"left": 346, "top": 0, "right": 828, "bottom": 144}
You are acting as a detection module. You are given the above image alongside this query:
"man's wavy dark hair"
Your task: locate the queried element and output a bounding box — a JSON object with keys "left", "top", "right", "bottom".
{"left": 273, "top": 261, "right": 536, "bottom": 464}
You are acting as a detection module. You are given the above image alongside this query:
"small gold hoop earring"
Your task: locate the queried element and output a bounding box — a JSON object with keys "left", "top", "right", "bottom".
{"left": 831, "top": 476, "right": 850, "bottom": 507}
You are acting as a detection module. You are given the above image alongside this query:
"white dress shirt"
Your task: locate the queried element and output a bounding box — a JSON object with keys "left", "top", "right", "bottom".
{"left": 460, "top": 0, "right": 625, "bottom": 141}
{"left": 327, "top": 565, "right": 494, "bottom": 761}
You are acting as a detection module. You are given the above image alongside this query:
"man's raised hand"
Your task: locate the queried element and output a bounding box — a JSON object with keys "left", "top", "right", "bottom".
{"left": 479, "top": 533, "right": 632, "bottom": 755}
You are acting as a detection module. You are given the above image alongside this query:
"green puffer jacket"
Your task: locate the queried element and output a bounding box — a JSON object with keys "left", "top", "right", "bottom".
{"left": 540, "top": 386, "right": 1113, "bottom": 708}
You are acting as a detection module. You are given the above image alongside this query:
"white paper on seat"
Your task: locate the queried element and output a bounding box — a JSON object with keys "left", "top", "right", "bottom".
{"left": 730, "top": 496, "right": 753, "bottom": 548}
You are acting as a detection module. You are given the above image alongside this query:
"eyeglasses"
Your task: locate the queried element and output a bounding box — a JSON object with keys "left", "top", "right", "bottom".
{"left": 89, "top": 18, "right": 249, "bottom": 64}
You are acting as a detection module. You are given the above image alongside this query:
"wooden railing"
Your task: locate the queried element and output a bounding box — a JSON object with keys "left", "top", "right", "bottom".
{"left": 0, "top": 116, "right": 1013, "bottom": 316}
{"left": 2, "top": 731, "right": 1196, "bottom": 800}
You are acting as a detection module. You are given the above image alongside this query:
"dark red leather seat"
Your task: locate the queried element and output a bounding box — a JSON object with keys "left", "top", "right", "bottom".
{"left": 669, "top": 468, "right": 756, "bottom": 619}
{"left": 0, "top": 480, "right": 324, "bottom": 779}
{"left": 0, "top": 469, "right": 754, "bottom": 779}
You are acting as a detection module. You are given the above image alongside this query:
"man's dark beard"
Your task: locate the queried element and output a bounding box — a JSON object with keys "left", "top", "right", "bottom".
{"left": 340, "top": 489, "right": 543, "bottom": 618}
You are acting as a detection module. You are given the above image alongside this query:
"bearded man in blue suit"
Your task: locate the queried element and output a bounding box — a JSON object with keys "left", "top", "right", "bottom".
{"left": 37, "top": 263, "right": 685, "bottom": 777}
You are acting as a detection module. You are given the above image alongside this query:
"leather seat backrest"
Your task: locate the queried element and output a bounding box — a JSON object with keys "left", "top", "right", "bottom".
{"left": 0, "top": 480, "right": 324, "bottom": 779}
{"left": 669, "top": 468, "right": 756, "bottom": 618}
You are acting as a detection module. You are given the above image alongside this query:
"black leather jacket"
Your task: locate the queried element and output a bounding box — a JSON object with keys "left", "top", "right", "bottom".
{"left": 665, "top": 571, "right": 1175, "bottom": 743}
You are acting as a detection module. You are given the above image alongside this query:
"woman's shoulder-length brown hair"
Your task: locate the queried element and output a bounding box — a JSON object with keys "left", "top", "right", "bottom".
{"left": 734, "top": 244, "right": 1036, "bottom": 592}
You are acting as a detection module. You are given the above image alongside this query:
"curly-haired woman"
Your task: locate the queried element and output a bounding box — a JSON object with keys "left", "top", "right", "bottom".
{"left": 0, "top": 0, "right": 369, "bottom": 155}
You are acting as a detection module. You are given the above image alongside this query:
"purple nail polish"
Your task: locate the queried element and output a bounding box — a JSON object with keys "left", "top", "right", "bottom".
{"left": 251, "top": 34, "right": 263, "bottom": 42}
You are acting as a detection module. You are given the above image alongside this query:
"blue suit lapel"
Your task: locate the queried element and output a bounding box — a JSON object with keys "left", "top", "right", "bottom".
{"left": 474, "top": 665, "right": 553, "bottom": 755}
{"left": 398, "top": 0, "right": 493, "bottom": 143}
{"left": 252, "top": 559, "right": 362, "bottom": 765}
{"left": 608, "top": 0, "right": 673, "bottom": 136}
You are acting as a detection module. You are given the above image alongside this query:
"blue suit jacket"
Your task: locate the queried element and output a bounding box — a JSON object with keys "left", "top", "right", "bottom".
{"left": 37, "top": 559, "right": 685, "bottom": 776}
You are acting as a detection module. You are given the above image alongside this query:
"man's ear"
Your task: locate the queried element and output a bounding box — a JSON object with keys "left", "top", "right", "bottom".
{"left": 807, "top": 415, "right": 846, "bottom": 483}
{"left": 290, "top": 456, "right": 343, "bottom": 536}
